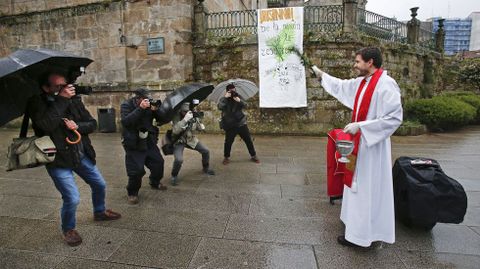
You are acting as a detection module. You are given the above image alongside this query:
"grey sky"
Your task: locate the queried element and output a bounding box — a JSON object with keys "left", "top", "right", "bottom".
{"left": 366, "top": 0, "right": 480, "bottom": 21}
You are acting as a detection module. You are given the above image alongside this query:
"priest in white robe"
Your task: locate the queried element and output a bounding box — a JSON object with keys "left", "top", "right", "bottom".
{"left": 312, "top": 47, "right": 403, "bottom": 247}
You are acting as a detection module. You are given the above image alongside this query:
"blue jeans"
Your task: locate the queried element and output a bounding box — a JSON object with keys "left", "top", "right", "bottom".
{"left": 47, "top": 157, "right": 106, "bottom": 232}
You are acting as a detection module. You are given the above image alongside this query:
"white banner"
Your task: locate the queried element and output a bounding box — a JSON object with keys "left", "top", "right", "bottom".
{"left": 258, "top": 7, "right": 306, "bottom": 108}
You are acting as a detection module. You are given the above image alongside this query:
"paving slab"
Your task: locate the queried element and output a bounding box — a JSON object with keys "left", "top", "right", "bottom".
{"left": 0, "top": 248, "right": 65, "bottom": 269}
{"left": 188, "top": 238, "right": 317, "bottom": 269}
{"left": 108, "top": 231, "right": 201, "bottom": 268}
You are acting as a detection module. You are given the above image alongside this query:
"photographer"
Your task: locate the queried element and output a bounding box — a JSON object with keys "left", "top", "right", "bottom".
{"left": 170, "top": 100, "right": 214, "bottom": 186}
{"left": 27, "top": 72, "right": 121, "bottom": 247}
{"left": 120, "top": 89, "right": 168, "bottom": 204}
{"left": 218, "top": 84, "right": 259, "bottom": 165}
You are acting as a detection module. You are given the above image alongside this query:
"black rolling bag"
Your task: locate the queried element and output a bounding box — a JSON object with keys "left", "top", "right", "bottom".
{"left": 393, "top": 156, "right": 468, "bottom": 230}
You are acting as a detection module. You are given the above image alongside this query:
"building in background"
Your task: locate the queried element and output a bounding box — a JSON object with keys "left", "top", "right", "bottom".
{"left": 469, "top": 12, "right": 480, "bottom": 51}
{"left": 431, "top": 17, "right": 472, "bottom": 55}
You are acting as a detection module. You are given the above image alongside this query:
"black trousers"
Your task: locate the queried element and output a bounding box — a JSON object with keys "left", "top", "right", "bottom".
{"left": 224, "top": 124, "right": 256, "bottom": 158}
{"left": 124, "top": 141, "right": 164, "bottom": 196}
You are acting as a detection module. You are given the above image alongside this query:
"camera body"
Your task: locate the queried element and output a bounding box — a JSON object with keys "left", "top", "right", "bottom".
{"left": 192, "top": 111, "right": 204, "bottom": 118}
{"left": 73, "top": 84, "right": 93, "bottom": 95}
{"left": 229, "top": 91, "right": 239, "bottom": 98}
{"left": 148, "top": 98, "right": 161, "bottom": 107}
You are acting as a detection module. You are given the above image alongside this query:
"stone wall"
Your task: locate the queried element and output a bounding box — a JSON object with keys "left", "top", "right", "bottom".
{"left": 193, "top": 36, "right": 444, "bottom": 135}
{"left": 0, "top": 0, "right": 195, "bottom": 121}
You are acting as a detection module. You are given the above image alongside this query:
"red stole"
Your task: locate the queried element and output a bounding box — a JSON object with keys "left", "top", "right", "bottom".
{"left": 327, "top": 69, "right": 384, "bottom": 197}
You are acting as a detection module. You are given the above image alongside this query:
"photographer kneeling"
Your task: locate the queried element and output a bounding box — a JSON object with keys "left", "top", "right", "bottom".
{"left": 219, "top": 84, "right": 259, "bottom": 165}
{"left": 170, "top": 100, "right": 214, "bottom": 186}
{"left": 120, "top": 89, "right": 168, "bottom": 204}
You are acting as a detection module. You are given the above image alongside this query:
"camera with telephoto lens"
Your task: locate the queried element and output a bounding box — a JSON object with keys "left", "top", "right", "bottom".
{"left": 148, "top": 98, "right": 162, "bottom": 107}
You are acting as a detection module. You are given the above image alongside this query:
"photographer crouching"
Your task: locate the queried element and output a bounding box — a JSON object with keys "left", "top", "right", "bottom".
{"left": 170, "top": 100, "right": 215, "bottom": 186}
{"left": 120, "top": 89, "right": 168, "bottom": 204}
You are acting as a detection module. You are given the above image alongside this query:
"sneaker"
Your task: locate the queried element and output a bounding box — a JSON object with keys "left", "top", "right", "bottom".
{"left": 127, "top": 195, "right": 139, "bottom": 204}
{"left": 150, "top": 183, "right": 168, "bottom": 190}
{"left": 94, "top": 209, "right": 122, "bottom": 221}
{"left": 222, "top": 158, "right": 230, "bottom": 165}
{"left": 251, "top": 156, "right": 260, "bottom": 163}
{"left": 203, "top": 167, "right": 215, "bottom": 175}
{"left": 63, "top": 229, "right": 82, "bottom": 247}
{"left": 171, "top": 176, "right": 178, "bottom": 186}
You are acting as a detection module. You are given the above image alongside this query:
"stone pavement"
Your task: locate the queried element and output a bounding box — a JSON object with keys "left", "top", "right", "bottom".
{"left": 0, "top": 126, "right": 479, "bottom": 269}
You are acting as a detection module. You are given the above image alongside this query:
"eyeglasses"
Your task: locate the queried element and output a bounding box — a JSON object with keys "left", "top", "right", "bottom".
{"left": 51, "top": 84, "right": 67, "bottom": 91}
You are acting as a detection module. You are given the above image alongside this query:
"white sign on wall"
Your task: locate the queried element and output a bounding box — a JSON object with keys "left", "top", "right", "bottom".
{"left": 258, "top": 7, "right": 306, "bottom": 108}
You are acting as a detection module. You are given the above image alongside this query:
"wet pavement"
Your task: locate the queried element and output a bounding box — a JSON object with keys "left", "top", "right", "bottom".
{"left": 0, "top": 126, "right": 479, "bottom": 269}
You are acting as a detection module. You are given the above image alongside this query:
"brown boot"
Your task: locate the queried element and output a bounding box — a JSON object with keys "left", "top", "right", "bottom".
{"left": 127, "top": 195, "right": 139, "bottom": 205}
{"left": 223, "top": 158, "right": 230, "bottom": 165}
{"left": 63, "top": 229, "right": 82, "bottom": 247}
{"left": 94, "top": 209, "right": 122, "bottom": 221}
{"left": 251, "top": 156, "right": 260, "bottom": 164}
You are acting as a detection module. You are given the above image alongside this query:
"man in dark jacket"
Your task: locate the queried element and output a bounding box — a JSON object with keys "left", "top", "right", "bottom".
{"left": 120, "top": 89, "right": 168, "bottom": 204}
{"left": 28, "top": 72, "right": 121, "bottom": 247}
{"left": 218, "top": 84, "right": 259, "bottom": 165}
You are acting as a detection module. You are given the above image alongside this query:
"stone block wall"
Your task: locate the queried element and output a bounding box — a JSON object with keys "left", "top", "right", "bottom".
{"left": 0, "top": 0, "right": 194, "bottom": 122}
{"left": 193, "top": 37, "right": 444, "bottom": 135}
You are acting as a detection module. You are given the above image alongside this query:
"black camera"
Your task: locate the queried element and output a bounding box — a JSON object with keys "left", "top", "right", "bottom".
{"left": 148, "top": 98, "right": 162, "bottom": 107}
{"left": 229, "top": 91, "right": 239, "bottom": 98}
{"left": 73, "top": 84, "right": 93, "bottom": 95}
{"left": 193, "top": 111, "right": 204, "bottom": 118}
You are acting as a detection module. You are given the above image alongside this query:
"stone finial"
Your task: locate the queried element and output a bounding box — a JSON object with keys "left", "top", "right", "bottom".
{"left": 438, "top": 18, "right": 445, "bottom": 29}
{"left": 410, "top": 7, "right": 419, "bottom": 19}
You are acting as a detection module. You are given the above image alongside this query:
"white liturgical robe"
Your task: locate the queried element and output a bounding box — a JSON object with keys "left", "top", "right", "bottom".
{"left": 321, "top": 70, "right": 403, "bottom": 247}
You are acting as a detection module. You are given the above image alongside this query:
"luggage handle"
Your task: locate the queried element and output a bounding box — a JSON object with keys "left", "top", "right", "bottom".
{"left": 410, "top": 159, "right": 439, "bottom": 168}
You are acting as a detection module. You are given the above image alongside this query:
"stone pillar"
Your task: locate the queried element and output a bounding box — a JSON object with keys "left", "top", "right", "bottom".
{"left": 435, "top": 19, "right": 445, "bottom": 53}
{"left": 342, "top": 0, "right": 358, "bottom": 34}
{"left": 407, "top": 7, "right": 420, "bottom": 45}
{"left": 194, "top": 0, "right": 207, "bottom": 45}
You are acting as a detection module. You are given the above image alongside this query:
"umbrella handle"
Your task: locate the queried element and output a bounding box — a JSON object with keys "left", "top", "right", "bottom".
{"left": 66, "top": 129, "right": 82, "bottom": 145}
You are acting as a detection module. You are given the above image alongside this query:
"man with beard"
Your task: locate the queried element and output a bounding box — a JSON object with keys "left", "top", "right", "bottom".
{"left": 312, "top": 47, "right": 403, "bottom": 248}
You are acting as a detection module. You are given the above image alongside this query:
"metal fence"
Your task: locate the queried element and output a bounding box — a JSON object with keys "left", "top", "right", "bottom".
{"left": 206, "top": 10, "right": 257, "bottom": 37}
{"left": 206, "top": 6, "right": 343, "bottom": 38}
{"left": 204, "top": 6, "right": 436, "bottom": 51}
{"left": 304, "top": 5, "right": 343, "bottom": 34}
{"left": 357, "top": 8, "right": 408, "bottom": 43}
{"left": 419, "top": 27, "right": 436, "bottom": 50}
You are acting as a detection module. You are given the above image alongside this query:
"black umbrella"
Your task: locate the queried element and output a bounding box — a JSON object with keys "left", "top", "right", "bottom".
{"left": 0, "top": 48, "right": 93, "bottom": 127}
{"left": 158, "top": 82, "right": 214, "bottom": 122}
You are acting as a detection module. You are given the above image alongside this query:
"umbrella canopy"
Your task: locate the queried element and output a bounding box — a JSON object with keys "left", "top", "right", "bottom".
{"left": 0, "top": 48, "right": 93, "bottom": 127}
{"left": 207, "top": 79, "right": 258, "bottom": 103}
{"left": 158, "top": 82, "right": 214, "bottom": 122}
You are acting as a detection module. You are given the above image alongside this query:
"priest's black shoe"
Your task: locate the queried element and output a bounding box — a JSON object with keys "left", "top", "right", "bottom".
{"left": 337, "top": 235, "right": 363, "bottom": 248}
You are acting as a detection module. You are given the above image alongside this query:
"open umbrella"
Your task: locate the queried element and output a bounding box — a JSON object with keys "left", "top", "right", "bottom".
{"left": 207, "top": 79, "right": 258, "bottom": 103}
{"left": 0, "top": 48, "right": 93, "bottom": 127}
{"left": 158, "top": 82, "right": 214, "bottom": 122}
